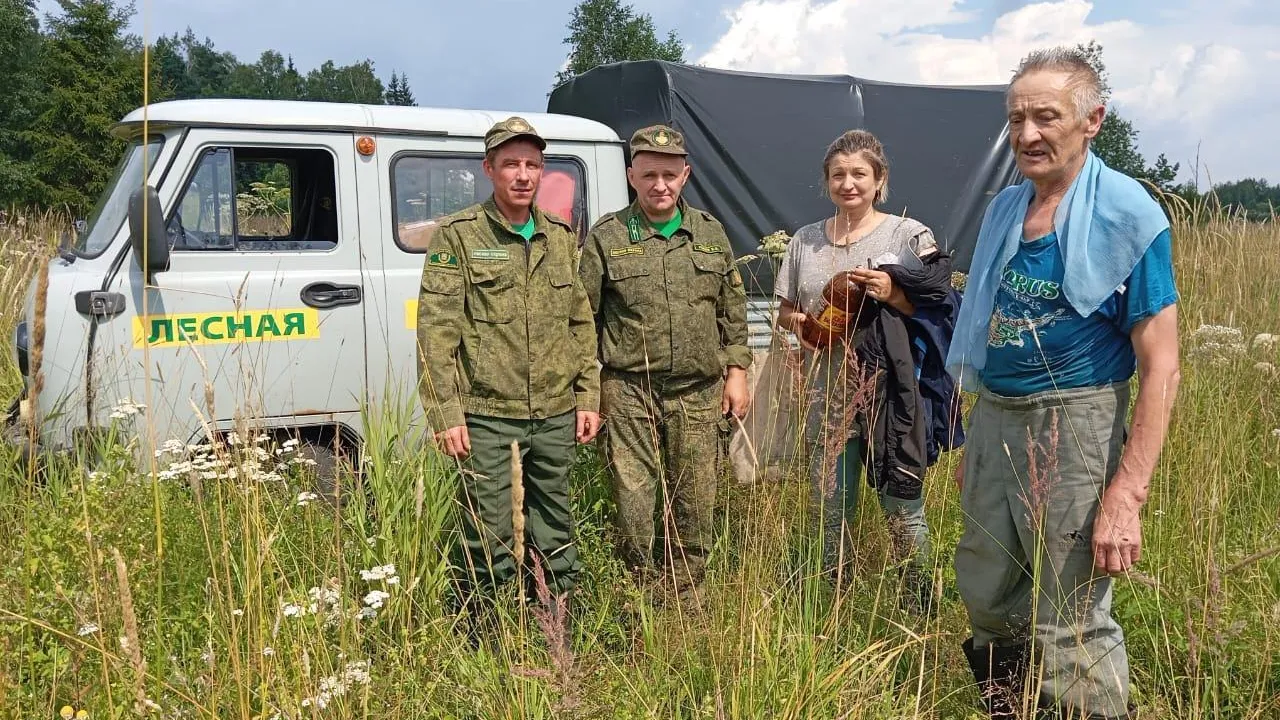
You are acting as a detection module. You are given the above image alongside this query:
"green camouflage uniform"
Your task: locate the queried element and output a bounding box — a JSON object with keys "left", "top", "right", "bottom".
{"left": 416, "top": 116, "right": 599, "bottom": 599}
{"left": 577, "top": 124, "right": 752, "bottom": 590}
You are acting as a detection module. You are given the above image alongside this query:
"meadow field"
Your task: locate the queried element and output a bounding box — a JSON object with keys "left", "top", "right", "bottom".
{"left": 0, "top": 204, "right": 1277, "bottom": 719}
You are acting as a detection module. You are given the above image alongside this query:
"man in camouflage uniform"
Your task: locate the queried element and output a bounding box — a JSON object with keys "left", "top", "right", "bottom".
{"left": 416, "top": 117, "right": 601, "bottom": 604}
{"left": 578, "top": 124, "right": 752, "bottom": 596}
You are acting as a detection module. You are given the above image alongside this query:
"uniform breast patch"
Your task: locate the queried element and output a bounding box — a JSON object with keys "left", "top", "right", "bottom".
{"left": 470, "top": 248, "right": 510, "bottom": 261}
{"left": 610, "top": 246, "right": 645, "bottom": 257}
{"left": 692, "top": 244, "right": 723, "bottom": 254}
{"left": 428, "top": 251, "right": 459, "bottom": 269}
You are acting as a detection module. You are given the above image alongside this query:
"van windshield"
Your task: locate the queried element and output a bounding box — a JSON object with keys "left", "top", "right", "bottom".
{"left": 72, "top": 137, "right": 165, "bottom": 258}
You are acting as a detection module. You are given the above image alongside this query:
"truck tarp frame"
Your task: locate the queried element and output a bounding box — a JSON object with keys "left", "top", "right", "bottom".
{"left": 548, "top": 60, "right": 1021, "bottom": 293}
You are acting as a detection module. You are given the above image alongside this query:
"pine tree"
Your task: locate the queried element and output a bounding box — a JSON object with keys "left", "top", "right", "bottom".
{"left": 22, "top": 0, "right": 146, "bottom": 212}
{"left": 0, "top": 0, "right": 45, "bottom": 206}
{"left": 385, "top": 71, "right": 417, "bottom": 106}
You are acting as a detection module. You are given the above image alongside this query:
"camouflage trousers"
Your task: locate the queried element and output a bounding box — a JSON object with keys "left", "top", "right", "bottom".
{"left": 600, "top": 370, "right": 727, "bottom": 589}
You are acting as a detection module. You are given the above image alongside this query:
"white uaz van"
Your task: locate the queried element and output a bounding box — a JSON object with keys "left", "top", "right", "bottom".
{"left": 7, "top": 99, "right": 632, "bottom": 468}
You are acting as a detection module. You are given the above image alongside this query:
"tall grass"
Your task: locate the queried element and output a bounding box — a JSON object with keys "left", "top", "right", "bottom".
{"left": 0, "top": 205, "right": 1277, "bottom": 719}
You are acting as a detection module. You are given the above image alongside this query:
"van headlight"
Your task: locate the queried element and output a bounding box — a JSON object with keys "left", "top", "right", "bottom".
{"left": 15, "top": 321, "right": 28, "bottom": 378}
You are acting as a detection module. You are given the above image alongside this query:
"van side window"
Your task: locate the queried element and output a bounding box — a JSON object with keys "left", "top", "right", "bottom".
{"left": 169, "top": 146, "right": 339, "bottom": 252}
{"left": 392, "top": 154, "right": 586, "bottom": 252}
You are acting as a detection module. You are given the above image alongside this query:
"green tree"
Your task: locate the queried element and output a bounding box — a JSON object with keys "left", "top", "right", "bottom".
{"left": 385, "top": 71, "right": 416, "bottom": 106}
{"left": 1076, "top": 40, "right": 1180, "bottom": 194}
{"left": 1212, "top": 178, "right": 1278, "bottom": 220}
{"left": 227, "top": 50, "right": 304, "bottom": 100}
{"left": 0, "top": 0, "right": 45, "bottom": 206}
{"left": 554, "top": 0, "right": 684, "bottom": 87}
{"left": 20, "top": 0, "right": 145, "bottom": 212}
{"left": 304, "top": 59, "right": 385, "bottom": 103}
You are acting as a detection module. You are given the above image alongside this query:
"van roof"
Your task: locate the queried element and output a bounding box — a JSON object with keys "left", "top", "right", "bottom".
{"left": 113, "top": 99, "right": 624, "bottom": 144}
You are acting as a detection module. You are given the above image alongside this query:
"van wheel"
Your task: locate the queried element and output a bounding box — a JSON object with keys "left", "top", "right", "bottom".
{"left": 296, "top": 440, "right": 345, "bottom": 507}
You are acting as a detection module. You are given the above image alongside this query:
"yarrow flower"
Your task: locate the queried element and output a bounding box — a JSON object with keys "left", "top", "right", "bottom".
{"left": 76, "top": 623, "right": 100, "bottom": 637}
{"left": 281, "top": 603, "right": 305, "bottom": 618}
{"left": 296, "top": 492, "right": 319, "bottom": 507}
{"left": 109, "top": 398, "right": 146, "bottom": 420}
{"left": 300, "top": 660, "right": 372, "bottom": 709}
{"left": 1190, "top": 324, "right": 1247, "bottom": 361}
{"left": 359, "top": 564, "right": 399, "bottom": 584}
{"left": 1253, "top": 333, "right": 1278, "bottom": 351}
{"left": 362, "top": 590, "right": 390, "bottom": 609}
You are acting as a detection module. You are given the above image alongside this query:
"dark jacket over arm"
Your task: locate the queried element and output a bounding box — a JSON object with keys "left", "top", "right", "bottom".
{"left": 856, "top": 251, "right": 962, "bottom": 500}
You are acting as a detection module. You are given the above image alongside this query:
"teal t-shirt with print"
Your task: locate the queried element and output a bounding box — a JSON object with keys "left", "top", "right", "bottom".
{"left": 978, "top": 228, "right": 1178, "bottom": 396}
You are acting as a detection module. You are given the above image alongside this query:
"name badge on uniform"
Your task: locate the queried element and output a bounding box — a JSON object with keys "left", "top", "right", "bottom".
{"left": 692, "top": 244, "right": 723, "bottom": 254}
{"left": 470, "top": 248, "right": 510, "bottom": 261}
{"left": 610, "top": 246, "right": 644, "bottom": 257}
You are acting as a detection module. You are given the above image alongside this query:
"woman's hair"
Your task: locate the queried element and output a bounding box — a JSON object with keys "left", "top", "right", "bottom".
{"left": 822, "top": 129, "right": 889, "bottom": 205}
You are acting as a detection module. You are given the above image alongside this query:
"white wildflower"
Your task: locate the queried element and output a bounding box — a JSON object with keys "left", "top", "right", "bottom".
{"left": 359, "top": 564, "right": 398, "bottom": 583}
{"left": 1255, "top": 362, "right": 1277, "bottom": 376}
{"left": 281, "top": 603, "right": 305, "bottom": 618}
{"left": 86, "top": 471, "right": 106, "bottom": 483}
{"left": 1253, "top": 333, "right": 1278, "bottom": 351}
{"left": 365, "top": 536, "right": 377, "bottom": 547}
{"left": 1272, "top": 428, "right": 1280, "bottom": 439}
{"left": 300, "top": 660, "right": 371, "bottom": 710}
{"left": 362, "top": 590, "right": 390, "bottom": 609}
{"left": 1191, "top": 324, "right": 1247, "bottom": 360}
{"left": 77, "top": 623, "right": 100, "bottom": 637}
{"left": 355, "top": 607, "right": 377, "bottom": 621}
{"left": 307, "top": 584, "right": 341, "bottom": 611}
{"left": 261, "top": 647, "right": 275, "bottom": 657}
{"left": 231, "top": 609, "right": 244, "bottom": 617}
{"left": 296, "top": 492, "right": 319, "bottom": 507}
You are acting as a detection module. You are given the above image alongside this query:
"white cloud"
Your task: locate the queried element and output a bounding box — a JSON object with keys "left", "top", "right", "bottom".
{"left": 698, "top": 0, "right": 1278, "bottom": 183}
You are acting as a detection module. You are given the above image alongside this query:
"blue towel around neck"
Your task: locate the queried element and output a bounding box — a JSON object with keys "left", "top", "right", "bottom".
{"left": 945, "top": 151, "right": 1171, "bottom": 391}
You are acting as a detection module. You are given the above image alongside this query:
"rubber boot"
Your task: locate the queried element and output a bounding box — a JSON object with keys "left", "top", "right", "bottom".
{"left": 963, "top": 637, "right": 1030, "bottom": 718}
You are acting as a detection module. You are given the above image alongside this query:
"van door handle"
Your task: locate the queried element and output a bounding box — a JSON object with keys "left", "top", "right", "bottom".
{"left": 74, "top": 290, "right": 126, "bottom": 317}
{"left": 301, "top": 282, "right": 362, "bottom": 309}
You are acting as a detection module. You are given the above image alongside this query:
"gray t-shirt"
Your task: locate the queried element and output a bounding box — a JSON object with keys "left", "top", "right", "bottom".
{"left": 776, "top": 214, "right": 938, "bottom": 315}
{"left": 774, "top": 213, "right": 938, "bottom": 443}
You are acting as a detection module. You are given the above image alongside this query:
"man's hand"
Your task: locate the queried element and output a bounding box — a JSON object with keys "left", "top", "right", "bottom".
{"left": 722, "top": 367, "right": 751, "bottom": 418}
{"left": 436, "top": 425, "right": 471, "bottom": 459}
{"left": 1092, "top": 483, "right": 1145, "bottom": 574}
{"left": 576, "top": 410, "right": 601, "bottom": 443}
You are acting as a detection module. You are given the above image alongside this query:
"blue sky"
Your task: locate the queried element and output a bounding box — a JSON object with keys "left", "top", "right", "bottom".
{"left": 36, "top": 0, "right": 1279, "bottom": 185}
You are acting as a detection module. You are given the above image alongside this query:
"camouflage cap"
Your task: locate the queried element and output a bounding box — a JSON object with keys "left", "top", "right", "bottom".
{"left": 484, "top": 116, "right": 547, "bottom": 152}
{"left": 629, "top": 124, "right": 688, "bottom": 158}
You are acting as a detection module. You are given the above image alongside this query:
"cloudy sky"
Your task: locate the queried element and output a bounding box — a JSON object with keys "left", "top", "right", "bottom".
{"left": 39, "top": 0, "right": 1276, "bottom": 185}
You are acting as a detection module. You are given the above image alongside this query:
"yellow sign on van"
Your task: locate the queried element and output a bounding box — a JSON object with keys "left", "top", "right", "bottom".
{"left": 405, "top": 300, "right": 418, "bottom": 330}
{"left": 132, "top": 308, "right": 321, "bottom": 348}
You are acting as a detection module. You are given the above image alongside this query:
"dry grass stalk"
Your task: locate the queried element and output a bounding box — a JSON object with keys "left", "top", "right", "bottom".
{"left": 511, "top": 440, "right": 525, "bottom": 570}
{"left": 112, "top": 546, "right": 151, "bottom": 713}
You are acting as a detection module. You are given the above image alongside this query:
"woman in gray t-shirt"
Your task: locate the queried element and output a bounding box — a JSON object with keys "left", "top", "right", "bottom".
{"left": 774, "top": 129, "right": 936, "bottom": 611}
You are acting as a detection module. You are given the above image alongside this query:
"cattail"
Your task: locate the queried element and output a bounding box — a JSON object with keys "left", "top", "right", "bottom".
{"left": 510, "top": 440, "right": 525, "bottom": 570}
